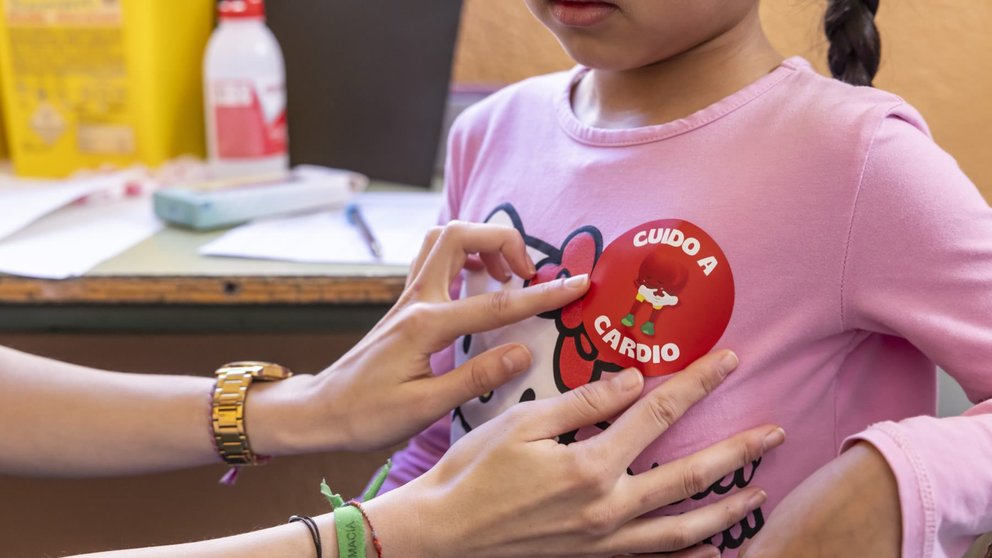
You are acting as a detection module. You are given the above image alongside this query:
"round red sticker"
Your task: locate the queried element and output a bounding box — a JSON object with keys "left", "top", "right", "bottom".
{"left": 580, "top": 219, "right": 734, "bottom": 376}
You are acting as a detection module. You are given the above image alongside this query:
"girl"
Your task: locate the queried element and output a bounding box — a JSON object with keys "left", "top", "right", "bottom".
{"left": 383, "top": 1, "right": 992, "bottom": 556}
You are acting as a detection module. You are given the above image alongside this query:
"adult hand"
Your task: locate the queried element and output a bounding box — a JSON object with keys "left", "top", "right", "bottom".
{"left": 249, "top": 221, "right": 591, "bottom": 454}
{"left": 64, "top": 351, "right": 783, "bottom": 558}
{"left": 738, "top": 442, "right": 900, "bottom": 558}
{"left": 368, "top": 349, "right": 786, "bottom": 558}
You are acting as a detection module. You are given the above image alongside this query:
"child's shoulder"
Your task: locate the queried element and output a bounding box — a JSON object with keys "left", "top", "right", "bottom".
{"left": 779, "top": 57, "right": 927, "bottom": 136}
{"left": 453, "top": 69, "right": 574, "bottom": 132}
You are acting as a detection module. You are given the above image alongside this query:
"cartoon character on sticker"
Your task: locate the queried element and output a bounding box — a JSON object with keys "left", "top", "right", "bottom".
{"left": 621, "top": 249, "right": 689, "bottom": 336}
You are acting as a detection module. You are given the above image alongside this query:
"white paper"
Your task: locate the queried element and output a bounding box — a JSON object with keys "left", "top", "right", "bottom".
{"left": 0, "top": 197, "right": 164, "bottom": 279}
{"left": 200, "top": 191, "right": 444, "bottom": 266}
{"left": 0, "top": 172, "right": 140, "bottom": 242}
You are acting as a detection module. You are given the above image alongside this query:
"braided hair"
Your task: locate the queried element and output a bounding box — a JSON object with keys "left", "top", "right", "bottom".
{"left": 824, "top": 0, "right": 881, "bottom": 86}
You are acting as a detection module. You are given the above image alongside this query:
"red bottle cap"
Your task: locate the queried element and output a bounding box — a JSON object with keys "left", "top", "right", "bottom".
{"left": 218, "top": 0, "right": 265, "bottom": 20}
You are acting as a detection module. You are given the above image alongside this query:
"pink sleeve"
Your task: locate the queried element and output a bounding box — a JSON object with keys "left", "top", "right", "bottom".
{"left": 437, "top": 107, "right": 480, "bottom": 224}
{"left": 379, "top": 113, "right": 480, "bottom": 492}
{"left": 843, "top": 111, "right": 992, "bottom": 557}
{"left": 845, "top": 405, "right": 992, "bottom": 558}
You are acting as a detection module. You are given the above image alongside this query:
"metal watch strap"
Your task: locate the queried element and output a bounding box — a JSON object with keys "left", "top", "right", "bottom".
{"left": 212, "top": 361, "right": 292, "bottom": 465}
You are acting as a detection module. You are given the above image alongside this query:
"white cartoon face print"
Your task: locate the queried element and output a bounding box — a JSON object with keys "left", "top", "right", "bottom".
{"left": 451, "top": 204, "right": 616, "bottom": 443}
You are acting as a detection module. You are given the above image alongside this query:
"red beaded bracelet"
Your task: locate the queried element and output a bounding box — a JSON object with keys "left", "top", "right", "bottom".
{"left": 347, "top": 499, "right": 383, "bottom": 558}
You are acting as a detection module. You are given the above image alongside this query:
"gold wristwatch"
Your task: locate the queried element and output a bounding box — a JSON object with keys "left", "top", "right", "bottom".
{"left": 211, "top": 361, "right": 293, "bottom": 465}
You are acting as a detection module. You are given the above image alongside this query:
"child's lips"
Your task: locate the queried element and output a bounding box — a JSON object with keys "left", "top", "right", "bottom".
{"left": 548, "top": 0, "right": 619, "bottom": 28}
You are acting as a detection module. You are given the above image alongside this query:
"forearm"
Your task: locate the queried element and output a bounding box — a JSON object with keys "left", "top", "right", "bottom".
{"left": 0, "top": 346, "right": 324, "bottom": 476}
{"left": 0, "top": 346, "right": 222, "bottom": 475}
{"left": 72, "top": 513, "right": 353, "bottom": 558}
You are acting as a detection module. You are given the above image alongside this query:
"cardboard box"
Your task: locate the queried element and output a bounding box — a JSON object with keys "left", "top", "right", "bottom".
{"left": 0, "top": 84, "right": 7, "bottom": 160}
{"left": 0, "top": 0, "right": 214, "bottom": 177}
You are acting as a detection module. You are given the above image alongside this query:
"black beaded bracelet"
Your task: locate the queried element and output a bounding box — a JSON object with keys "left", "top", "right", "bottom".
{"left": 289, "top": 514, "right": 322, "bottom": 558}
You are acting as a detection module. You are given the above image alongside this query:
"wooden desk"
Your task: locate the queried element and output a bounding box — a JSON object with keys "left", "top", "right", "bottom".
{"left": 0, "top": 227, "right": 407, "bottom": 332}
{"left": 0, "top": 228, "right": 407, "bottom": 306}
{"left": 0, "top": 181, "right": 426, "bottom": 332}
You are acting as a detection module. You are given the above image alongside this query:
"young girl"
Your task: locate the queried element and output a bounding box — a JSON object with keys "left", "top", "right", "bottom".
{"left": 382, "top": 1, "right": 992, "bottom": 556}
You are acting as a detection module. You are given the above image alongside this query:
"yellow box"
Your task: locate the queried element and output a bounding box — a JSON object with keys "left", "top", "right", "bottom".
{"left": 0, "top": 0, "right": 214, "bottom": 177}
{"left": 0, "top": 85, "right": 7, "bottom": 159}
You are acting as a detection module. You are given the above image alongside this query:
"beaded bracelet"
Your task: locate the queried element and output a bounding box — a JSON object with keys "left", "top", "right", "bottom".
{"left": 348, "top": 499, "right": 383, "bottom": 558}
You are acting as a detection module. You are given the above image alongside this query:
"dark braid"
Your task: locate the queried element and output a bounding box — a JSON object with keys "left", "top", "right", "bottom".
{"left": 824, "top": 0, "right": 881, "bottom": 86}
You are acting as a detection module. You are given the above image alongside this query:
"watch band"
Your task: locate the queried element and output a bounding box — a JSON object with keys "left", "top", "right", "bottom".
{"left": 211, "top": 361, "right": 293, "bottom": 466}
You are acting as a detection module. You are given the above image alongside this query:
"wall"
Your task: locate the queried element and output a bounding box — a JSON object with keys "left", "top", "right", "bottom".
{"left": 452, "top": 0, "right": 992, "bottom": 197}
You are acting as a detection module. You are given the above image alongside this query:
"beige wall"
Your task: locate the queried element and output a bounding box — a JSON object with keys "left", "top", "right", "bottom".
{"left": 452, "top": 0, "right": 992, "bottom": 198}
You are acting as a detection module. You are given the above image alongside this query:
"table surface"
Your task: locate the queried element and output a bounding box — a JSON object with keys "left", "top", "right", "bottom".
{"left": 0, "top": 181, "right": 427, "bottom": 306}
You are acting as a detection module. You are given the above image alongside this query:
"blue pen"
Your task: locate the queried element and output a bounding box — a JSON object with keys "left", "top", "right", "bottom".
{"left": 345, "top": 202, "right": 383, "bottom": 260}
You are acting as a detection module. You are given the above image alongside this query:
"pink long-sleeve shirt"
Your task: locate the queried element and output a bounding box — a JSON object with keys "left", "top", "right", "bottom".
{"left": 384, "top": 57, "right": 992, "bottom": 557}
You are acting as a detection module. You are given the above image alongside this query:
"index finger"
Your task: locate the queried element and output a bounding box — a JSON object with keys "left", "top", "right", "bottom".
{"left": 412, "top": 222, "right": 535, "bottom": 299}
{"left": 425, "top": 274, "right": 590, "bottom": 343}
{"left": 406, "top": 226, "right": 444, "bottom": 289}
{"left": 585, "top": 349, "right": 739, "bottom": 468}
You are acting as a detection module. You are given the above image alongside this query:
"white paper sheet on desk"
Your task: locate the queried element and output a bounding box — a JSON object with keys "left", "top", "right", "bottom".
{"left": 0, "top": 197, "right": 163, "bottom": 279}
{"left": 0, "top": 172, "right": 139, "bottom": 242}
{"left": 200, "top": 191, "right": 444, "bottom": 265}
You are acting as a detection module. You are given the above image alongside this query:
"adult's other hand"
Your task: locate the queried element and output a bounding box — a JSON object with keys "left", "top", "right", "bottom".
{"left": 368, "top": 349, "right": 786, "bottom": 558}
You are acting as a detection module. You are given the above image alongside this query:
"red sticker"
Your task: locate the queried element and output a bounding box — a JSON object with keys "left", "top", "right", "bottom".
{"left": 580, "top": 220, "right": 734, "bottom": 376}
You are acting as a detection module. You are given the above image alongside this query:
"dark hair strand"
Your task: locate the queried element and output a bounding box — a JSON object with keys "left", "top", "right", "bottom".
{"left": 824, "top": 0, "right": 881, "bottom": 86}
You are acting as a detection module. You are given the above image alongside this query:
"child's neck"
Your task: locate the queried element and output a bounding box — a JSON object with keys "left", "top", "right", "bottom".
{"left": 572, "top": 9, "right": 783, "bottom": 129}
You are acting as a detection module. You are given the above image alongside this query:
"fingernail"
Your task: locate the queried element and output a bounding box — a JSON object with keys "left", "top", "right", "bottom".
{"left": 612, "top": 368, "right": 641, "bottom": 391}
{"left": 700, "top": 546, "right": 721, "bottom": 558}
{"left": 501, "top": 346, "right": 531, "bottom": 374}
{"left": 763, "top": 427, "right": 786, "bottom": 451}
{"left": 718, "top": 350, "right": 739, "bottom": 377}
{"left": 527, "top": 258, "right": 537, "bottom": 276}
{"left": 747, "top": 489, "right": 767, "bottom": 510}
{"left": 500, "top": 263, "right": 512, "bottom": 283}
{"left": 563, "top": 274, "right": 589, "bottom": 289}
